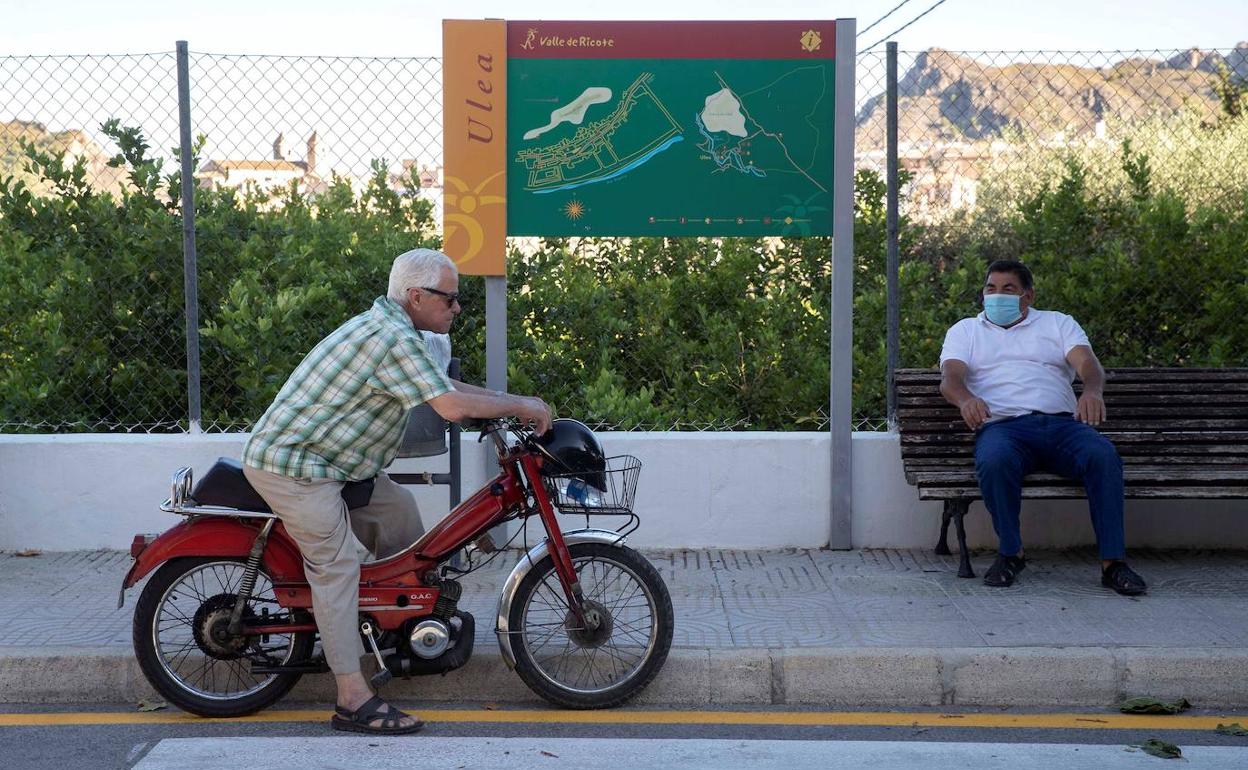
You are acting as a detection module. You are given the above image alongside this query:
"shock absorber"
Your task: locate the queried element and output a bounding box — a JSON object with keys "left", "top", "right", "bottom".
{"left": 228, "top": 518, "right": 276, "bottom": 635}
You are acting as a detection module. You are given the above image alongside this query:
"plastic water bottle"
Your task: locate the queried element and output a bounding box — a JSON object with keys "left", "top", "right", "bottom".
{"left": 566, "top": 478, "right": 589, "bottom": 504}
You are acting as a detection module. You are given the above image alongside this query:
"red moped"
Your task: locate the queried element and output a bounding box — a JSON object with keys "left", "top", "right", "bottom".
{"left": 120, "top": 419, "right": 673, "bottom": 717}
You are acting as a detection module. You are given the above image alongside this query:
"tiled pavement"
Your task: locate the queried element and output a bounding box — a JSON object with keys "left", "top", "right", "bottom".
{"left": 3, "top": 547, "right": 1246, "bottom": 652}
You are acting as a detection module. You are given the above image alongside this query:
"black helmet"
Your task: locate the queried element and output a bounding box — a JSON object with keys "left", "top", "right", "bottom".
{"left": 533, "top": 418, "right": 607, "bottom": 491}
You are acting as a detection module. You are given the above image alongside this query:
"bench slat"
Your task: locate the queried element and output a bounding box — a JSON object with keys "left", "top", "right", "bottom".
{"left": 900, "top": 431, "right": 1248, "bottom": 445}
{"left": 897, "top": 368, "right": 1248, "bottom": 382}
{"left": 899, "top": 394, "right": 1248, "bottom": 407}
{"left": 917, "top": 486, "right": 1248, "bottom": 500}
{"left": 905, "top": 455, "right": 1248, "bottom": 467}
{"left": 898, "top": 406, "right": 1247, "bottom": 419}
{"left": 901, "top": 444, "right": 1248, "bottom": 461}
{"left": 901, "top": 418, "right": 1248, "bottom": 433}
{"left": 897, "top": 383, "right": 1248, "bottom": 395}
{"left": 907, "top": 467, "right": 1248, "bottom": 485}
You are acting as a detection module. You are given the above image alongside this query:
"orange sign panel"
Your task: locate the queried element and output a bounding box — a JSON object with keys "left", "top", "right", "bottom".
{"left": 442, "top": 19, "right": 507, "bottom": 276}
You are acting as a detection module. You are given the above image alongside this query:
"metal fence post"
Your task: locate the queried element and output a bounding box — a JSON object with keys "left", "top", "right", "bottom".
{"left": 829, "top": 19, "right": 857, "bottom": 549}
{"left": 176, "top": 41, "right": 202, "bottom": 433}
{"left": 886, "top": 42, "right": 900, "bottom": 428}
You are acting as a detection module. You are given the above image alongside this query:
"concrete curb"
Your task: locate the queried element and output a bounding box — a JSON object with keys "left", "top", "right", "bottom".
{"left": 4, "top": 646, "right": 1247, "bottom": 709}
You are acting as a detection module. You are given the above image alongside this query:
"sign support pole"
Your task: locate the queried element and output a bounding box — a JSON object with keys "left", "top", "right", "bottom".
{"left": 829, "top": 19, "right": 856, "bottom": 549}
{"left": 485, "top": 277, "right": 507, "bottom": 395}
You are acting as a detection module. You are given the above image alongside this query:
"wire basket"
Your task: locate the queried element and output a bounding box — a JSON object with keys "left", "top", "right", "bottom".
{"left": 545, "top": 454, "right": 642, "bottom": 515}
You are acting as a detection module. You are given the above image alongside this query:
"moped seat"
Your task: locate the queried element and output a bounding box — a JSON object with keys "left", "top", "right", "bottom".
{"left": 190, "top": 457, "right": 375, "bottom": 512}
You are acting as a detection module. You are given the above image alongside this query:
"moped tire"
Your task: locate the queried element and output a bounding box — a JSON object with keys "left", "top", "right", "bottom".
{"left": 133, "top": 556, "right": 314, "bottom": 717}
{"left": 508, "top": 542, "right": 673, "bottom": 709}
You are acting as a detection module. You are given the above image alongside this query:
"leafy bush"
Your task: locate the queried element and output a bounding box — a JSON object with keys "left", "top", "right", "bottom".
{"left": 1, "top": 118, "right": 1245, "bottom": 433}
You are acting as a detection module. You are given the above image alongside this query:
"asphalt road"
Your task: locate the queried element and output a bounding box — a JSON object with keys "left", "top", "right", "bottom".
{"left": 3, "top": 703, "right": 1247, "bottom": 769}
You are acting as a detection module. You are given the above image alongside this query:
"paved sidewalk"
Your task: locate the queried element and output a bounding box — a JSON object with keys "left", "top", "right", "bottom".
{"left": 2, "top": 548, "right": 1246, "bottom": 708}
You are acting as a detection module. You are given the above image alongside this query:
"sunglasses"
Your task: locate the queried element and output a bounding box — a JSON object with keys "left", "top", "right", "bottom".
{"left": 418, "top": 286, "right": 462, "bottom": 307}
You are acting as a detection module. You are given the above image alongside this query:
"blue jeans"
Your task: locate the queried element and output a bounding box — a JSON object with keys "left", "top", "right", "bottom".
{"left": 974, "top": 413, "right": 1126, "bottom": 560}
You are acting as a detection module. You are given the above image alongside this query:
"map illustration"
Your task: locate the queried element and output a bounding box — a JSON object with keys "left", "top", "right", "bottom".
{"left": 516, "top": 73, "right": 684, "bottom": 194}
{"left": 508, "top": 58, "right": 835, "bottom": 236}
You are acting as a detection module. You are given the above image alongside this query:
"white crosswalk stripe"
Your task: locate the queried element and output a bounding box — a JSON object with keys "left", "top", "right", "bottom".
{"left": 132, "top": 736, "right": 1248, "bottom": 769}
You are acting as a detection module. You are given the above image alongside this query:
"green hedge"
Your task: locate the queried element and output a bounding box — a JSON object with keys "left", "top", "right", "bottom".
{"left": 1, "top": 120, "right": 1245, "bottom": 432}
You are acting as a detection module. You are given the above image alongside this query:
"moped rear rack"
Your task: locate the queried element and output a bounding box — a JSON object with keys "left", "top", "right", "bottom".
{"left": 160, "top": 466, "right": 277, "bottom": 519}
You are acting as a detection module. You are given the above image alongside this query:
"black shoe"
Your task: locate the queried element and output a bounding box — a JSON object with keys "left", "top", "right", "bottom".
{"left": 1102, "top": 561, "right": 1147, "bottom": 596}
{"left": 983, "top": 554, "right": 1026, "bottom": 587}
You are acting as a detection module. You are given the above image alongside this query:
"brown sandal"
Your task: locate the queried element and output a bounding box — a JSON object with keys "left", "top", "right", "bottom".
{"left": 330, "top": 694, "right": 424, "bottom": 735}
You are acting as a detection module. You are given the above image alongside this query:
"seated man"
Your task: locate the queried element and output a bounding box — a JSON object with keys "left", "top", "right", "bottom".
{"left": 938, "top": 259, "right": 1146, "bottom": 596}
{"left": 242, "top": 248, "right": 553, "bottom": 735}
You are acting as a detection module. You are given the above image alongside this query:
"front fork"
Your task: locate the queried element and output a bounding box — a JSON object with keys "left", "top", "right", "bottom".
{"left": 519, "top": 454, "right": 595, "bottom": 630}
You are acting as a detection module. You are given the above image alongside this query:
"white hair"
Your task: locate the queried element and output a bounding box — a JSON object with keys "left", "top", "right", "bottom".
{"left": 387, "top": 248, "right": 456, "bottom": 303}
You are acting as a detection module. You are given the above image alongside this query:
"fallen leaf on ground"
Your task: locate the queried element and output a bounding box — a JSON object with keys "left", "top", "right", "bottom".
{"left": 540, "top": 751, "right": 559, "bottom": 758}
{"left": 15, "top": 550, "right": 41, "bottom": 557}
{"left": 1118, "top": 696, "right": 1191, "bottom": 714}
{"left": 136, "top": 700, "right": 167, "bottom": 712}
{"left": 1216, "top": 723, "right": 1248, "bottom": 736}
{"left": 1132, "top": 739, "right": 1182, "bottom": 759}
{"left": 482, "top": 702, "right": 500, "bottom": 710}
{"left": 1076, "top": 718, "right": 1108, "bottom": 723}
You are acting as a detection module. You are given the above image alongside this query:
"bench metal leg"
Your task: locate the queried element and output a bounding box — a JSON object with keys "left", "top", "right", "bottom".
{"left": 935, "top": 502, "right": 954, "bottom": 555}
{"left": 935, "top": 500, "right": 975, "bottom": 578}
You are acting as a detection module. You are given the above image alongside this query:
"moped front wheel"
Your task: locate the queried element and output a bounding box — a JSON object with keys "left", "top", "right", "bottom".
{"left": 132, "top": 556, "right": 314, "bottom": 717}
{"left": 508, "top": 542, "right": 673, "bottom": 709}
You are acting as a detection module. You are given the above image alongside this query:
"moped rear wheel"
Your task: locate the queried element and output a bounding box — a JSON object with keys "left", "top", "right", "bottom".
{"left": 508, "top": 542, "right": 673, "bottom": 709}
{"left": 133, "top": 557, "right": 314, "bottom": 717}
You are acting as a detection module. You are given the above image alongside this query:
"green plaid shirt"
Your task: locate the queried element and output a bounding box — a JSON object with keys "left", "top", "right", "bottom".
{"left": 243, "top": 296, "right": 453, "bottom": 481}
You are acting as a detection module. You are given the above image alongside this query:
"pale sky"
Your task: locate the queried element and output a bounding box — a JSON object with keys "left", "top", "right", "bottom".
{"left": 2, "top": 0, "right": 1246, "bottom": 57}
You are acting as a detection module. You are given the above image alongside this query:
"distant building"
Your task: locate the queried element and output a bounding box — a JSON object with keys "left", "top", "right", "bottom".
{"left": 392, "top": 160, "right": 444, "bottom": 222}
{"left": 196, "top": 132, "right": 319, "bottom": 192}
{"left": 391, "top": 160, "right": 442, "bottom": 194}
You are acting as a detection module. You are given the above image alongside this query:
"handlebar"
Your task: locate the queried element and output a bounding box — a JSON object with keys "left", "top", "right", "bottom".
{"left": 476, "top": 418, "right": 558, "bottom": 470}
{"left": 477, "top": 418, "right": 537, "bottom": 458}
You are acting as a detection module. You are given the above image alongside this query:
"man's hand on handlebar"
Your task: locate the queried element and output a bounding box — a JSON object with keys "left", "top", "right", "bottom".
{"left": 515, "top": 396, "right": 553, "bottom": 436}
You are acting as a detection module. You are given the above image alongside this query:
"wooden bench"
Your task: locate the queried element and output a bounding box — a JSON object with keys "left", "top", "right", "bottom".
{"left": 896, "top": 368, "right": 1248, "bottom": 577}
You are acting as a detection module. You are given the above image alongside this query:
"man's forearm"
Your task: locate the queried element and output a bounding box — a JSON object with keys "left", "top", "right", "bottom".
{"left": 1077, "top": 358, "right": 1106, "bottom": 395}
{"left": 450, "top": 378, "right": 498, "bottom": 397}
{"left": 429, "top": 389, "right": 527, "bottom": 423}
{"left": 940, "top": 375, "right": 975, "bottom": 407}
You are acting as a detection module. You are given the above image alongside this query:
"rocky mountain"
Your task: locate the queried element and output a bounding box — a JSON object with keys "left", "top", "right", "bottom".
{"left": 0, "top": 120, "right": 125, "bottom": 194}
{"left": 856, "top": 43, "right": 1248, "bottom": 150}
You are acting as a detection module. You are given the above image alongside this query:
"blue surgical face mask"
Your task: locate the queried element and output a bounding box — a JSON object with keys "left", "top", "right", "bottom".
{"left": 983, "top": 293, "right": 1022, "bottom": 326}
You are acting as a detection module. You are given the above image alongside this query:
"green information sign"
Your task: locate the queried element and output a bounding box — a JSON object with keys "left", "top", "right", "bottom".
{"left": 506, "top": 21, "right": 836, "bottom": 237}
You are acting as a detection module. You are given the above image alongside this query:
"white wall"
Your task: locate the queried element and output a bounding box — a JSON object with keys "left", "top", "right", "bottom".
{"left": 0, "top": 432, "right": 1244, "bottom": 551}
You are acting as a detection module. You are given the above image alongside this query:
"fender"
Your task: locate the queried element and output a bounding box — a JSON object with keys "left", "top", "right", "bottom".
{"left": 121, "top": 516, "right": 306, "bottom": 593}
{"left": 494, "top": 528, "right": 625, "bottom": 669}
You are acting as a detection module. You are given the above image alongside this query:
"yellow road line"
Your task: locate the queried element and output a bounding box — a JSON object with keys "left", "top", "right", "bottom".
{"left": 2, "top": 708, "right": 1246, "bottom": 730}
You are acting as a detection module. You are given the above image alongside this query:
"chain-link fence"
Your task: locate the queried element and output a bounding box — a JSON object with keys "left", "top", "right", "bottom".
{"left": 3, "top": 44, "right": 1245, "bottom": 433}
{"left": 0, "top": 53, "right": 184, "bottom": 431}
{"left": 185, "top": 53, "right": 444, "bottom": 431}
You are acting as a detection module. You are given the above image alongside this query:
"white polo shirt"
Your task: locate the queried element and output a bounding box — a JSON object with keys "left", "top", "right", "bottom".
{"left": 939, "top": 308, "right": 1091, "bottom": 422}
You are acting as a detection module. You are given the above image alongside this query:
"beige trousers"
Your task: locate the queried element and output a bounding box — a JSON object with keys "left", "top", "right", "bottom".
{"left": 242, "top": 465, "right": 426, "bottom": 675}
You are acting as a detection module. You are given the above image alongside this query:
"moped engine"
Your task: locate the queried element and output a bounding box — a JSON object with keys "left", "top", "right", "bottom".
{"left": 409, "top": 619, "right": 451, "bottom": 659}
{"left": 384, "top": 610, "right": 475, "bottom": 677}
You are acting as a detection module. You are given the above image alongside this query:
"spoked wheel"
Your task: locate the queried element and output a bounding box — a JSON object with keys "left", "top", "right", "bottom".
{"left": 132, "top": 557, "right": 314, "bottom": 717}
{"left": 508, "top": 542, "right": 673, "bottom": 708}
